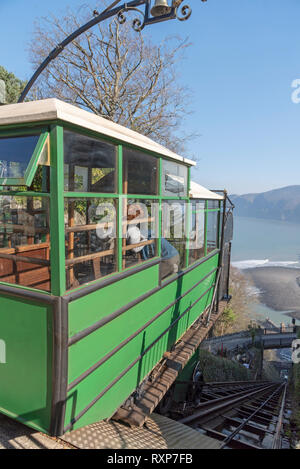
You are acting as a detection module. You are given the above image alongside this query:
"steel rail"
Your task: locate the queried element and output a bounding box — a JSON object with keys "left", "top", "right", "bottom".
{"left": 199, "top": 382, "right": 271, "bottom": 400}
{"left": 219, "top": 382, "right": 284, "bottom": 449}
{"left": 271, "top": 383, "right": 287, "bottom": 449}
{"left": 179, "top": 382, "right": 277, "bottom": 425}
{"left": 202, "top": 380, "right": 270, "bottom": 387}
{"left": 176, "top": 380, "right": 269, "bottom": 388}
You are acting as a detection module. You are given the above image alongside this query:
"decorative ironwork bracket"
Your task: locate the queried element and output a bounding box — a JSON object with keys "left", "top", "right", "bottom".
{"left": 18, "top": 0, "right": 207, "bottom": 103}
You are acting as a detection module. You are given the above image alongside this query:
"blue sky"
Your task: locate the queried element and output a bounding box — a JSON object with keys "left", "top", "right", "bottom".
{"left": 1, "top": 0, "right": 300, "bottom": 194}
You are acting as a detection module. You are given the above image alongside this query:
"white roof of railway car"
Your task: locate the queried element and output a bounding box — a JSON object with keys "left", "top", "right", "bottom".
{"left": 0, "top": 98, "right": 196, "bottom": 167}
{"left": 189, "top": 181, "right": 224, "bottom": 200}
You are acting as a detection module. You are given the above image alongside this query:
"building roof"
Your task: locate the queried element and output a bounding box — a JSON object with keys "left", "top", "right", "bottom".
{"left": 0, "top": 99, "right": 196, "bottom": 166}
{"left": 189, "top": 180, "right": 224, "bottom": 200}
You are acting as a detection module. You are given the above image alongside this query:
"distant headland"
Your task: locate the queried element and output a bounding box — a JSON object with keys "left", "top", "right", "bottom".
{"left": 230, "top": 185, "right": 300, "bottom": 223}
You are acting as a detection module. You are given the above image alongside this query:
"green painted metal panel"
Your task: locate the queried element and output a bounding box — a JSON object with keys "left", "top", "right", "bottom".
{"left": 68, "top": 264, "right": 159, "bottom": 336}
{"left": 0, "top": 295, "right": 53, "bottom": 433}
{"left": 0, "top": 124, "right": 52, "bottom": 134}
{"left": 0, "top": 191, "right": 49, "bottom": 197}
{"left": 64, "top": 254, "right": 218, "bottom": 430}
{"left": 65, "top": 287, "right": 213, "bottom": 431}
{"left": 185, "top": 196, "right": 191, "bottom": 268}
{"left": 117, "top": 145, "right": 123, "bottom": 272}
{"left": 157, "top": 158, "right": 162, "bottom": 257}
{"left": 50, "top": 125, "right": 66, "bottom": 296}
{"left": 204, "top": 200, "right": 208, "bottom": 256}
{"left": 64, "top": 192, "right": 119, "bottom": 198}
{"left": 23, "top": 131, "right": 49, "bottom": 187}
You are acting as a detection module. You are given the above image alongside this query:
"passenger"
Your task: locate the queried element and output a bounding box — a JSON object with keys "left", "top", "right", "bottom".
{"left": 126, "top": 203, "right": 180, "bottom": 277}
{"left": 126, "top": 203, "right": 148, "bottom": 258}
{"left": 160, "top": 238, "right": 180, "bottom": 279}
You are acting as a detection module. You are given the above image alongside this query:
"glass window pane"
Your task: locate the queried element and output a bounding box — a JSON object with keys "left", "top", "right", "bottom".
{"left": 65, "top": 198, "right": 117, "bottom": 290}
{"left": 123, "top": 148, "right": 158, "bottom": 195}
{"left": 161, "top": 200, "right": 186, "bottom": 279}
{"left": 0, "top": 134, "right": 40, "bottom": 179}
{"left": 64, "top": 131, "right": 117, "bottom": 193}
{"left": 0, "top": 196, "right": 50, "bottom": 291}
{"left": 29, "top": 166, "right": 50, "bottom": 193}
{"left": 207, "top": 210, "right": 219, "bottom": 253}
{"left": 207, "top": 200, "right": 220, "bottom": 210}
{"left": 162, "top": 161, "right": 188, "bottom": 197}
{"left": 1, "top": 165, "right": 50, "bottom": 193}
{"left": 122, "top": 199, "right": 158, "bottom": 269}
{"left": 189, "top": 200, "right": 205, "bottom": 264}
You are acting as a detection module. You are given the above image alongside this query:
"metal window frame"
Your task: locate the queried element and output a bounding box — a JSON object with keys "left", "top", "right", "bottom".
{"left": 60, "top": 124, "right": 192, "bottom": 296}
{"left": 0, "top": 120, "right": 217, "bottom": 298}
{"left": 0, "top": 130, "right": 49, "bottom": 186}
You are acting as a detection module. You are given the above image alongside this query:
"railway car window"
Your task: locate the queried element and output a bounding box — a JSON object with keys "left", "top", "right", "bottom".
{"left": 122, "top": 199, "right": 158, "bottom": 269}
{"left": 189, "top": 200, "right": 205, "bottom": 264}
{"left": 64, "top": 198, "right": 117, "bottom": 290}
{"left": 123, "top": 148, "right": 158, "bottom": 195}
{"left": 1, "top": 135, "right": 51, "bottom": 193}
{"left": 64, "top": 131, "right": 117, "bottom": 193}
{"left": 206, "top": 202, "right": 220, "bottom": 253}
{"left": 162, "top": 161, "right": 188, "bottom": 197}
{"left": 207, "top": 200, "right": 219, "bottom": 210}
{"left": 161, "top": 200, "right": 186, "bottom": 279}
{"left": 0, "top": 134, "right": 40, "bottom": 180}
{"left": 1, "top": 166, "right": 50, "bottom": 193}
{"left": 29, "top": 166, "right": 50, "bottom": 192}
{"left": 0, "top": 196, "right": 50, "bottom": 291}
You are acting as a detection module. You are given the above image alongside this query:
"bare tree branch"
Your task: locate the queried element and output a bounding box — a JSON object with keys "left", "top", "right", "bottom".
{"left": 28, "top": 3, "right": 198, "bottom": 154}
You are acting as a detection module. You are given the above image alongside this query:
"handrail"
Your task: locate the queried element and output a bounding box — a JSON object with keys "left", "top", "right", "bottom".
{"left": 0, "top": 252, "right": 50, "bottom": 266}
{"left": 65, "top": 249, "right": 114, "bottom": 266}
{"left": 65, "top": 239, "right": 154, "bottom": 265}
{"left": 206, "top": 266, "right": 222, "bottom": 326}
{"left": 65, "top": 217, "right": 154, "bottom": 233}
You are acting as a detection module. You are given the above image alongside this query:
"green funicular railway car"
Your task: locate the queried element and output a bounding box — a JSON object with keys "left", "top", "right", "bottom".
{"left": 0, "top": 99, "right": 232, "bottom": 436}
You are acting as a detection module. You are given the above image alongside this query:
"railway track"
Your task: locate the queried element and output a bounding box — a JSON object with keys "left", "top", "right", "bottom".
{"left": 178, "top": 380, "right": 291, "bottom": 449}
{"left": 42, "top": 380, "right": 290, "bottom": 450}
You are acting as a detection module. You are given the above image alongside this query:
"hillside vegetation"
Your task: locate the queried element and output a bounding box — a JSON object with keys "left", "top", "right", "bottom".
{"left": 198, "top": 349, "right": 252, "bottom": 382}
{"left": 213, "top": 267, "right": 258, "bottom": 337}
{"left": 198, "top": 349, "right": 278, "bottom": 382}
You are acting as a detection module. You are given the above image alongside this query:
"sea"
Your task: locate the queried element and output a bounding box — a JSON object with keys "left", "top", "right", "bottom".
{"left": 231, "top": 216, "right": 300, "bottom": 338}
{"left": 232, "top": 216, "right": 300, "bottom": 268}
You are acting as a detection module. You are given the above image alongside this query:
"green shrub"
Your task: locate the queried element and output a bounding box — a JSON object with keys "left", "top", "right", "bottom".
{"left": 198, "top": 349, "right": 252, "bottom": 382}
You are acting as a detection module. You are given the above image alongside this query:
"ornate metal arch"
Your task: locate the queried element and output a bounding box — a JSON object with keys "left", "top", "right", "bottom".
{"left": 18, "top": 0, "right": 207, "bottom": 102}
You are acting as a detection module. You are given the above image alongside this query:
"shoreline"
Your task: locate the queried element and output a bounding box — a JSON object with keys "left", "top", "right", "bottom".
{"left": 242, "top": 266, "right": 300, "bottom": 321}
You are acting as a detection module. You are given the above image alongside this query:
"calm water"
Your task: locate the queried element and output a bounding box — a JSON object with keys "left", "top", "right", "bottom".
{"left": 232, "top": 216, "right": 300, "bottom": 267}
{"left": 231, "top": 216, "right": 300, "bottom": 327}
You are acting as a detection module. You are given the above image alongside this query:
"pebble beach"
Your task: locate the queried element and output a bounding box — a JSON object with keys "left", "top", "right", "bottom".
{"left": 244, "top": 266, "right": 300, "bottom": 321}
